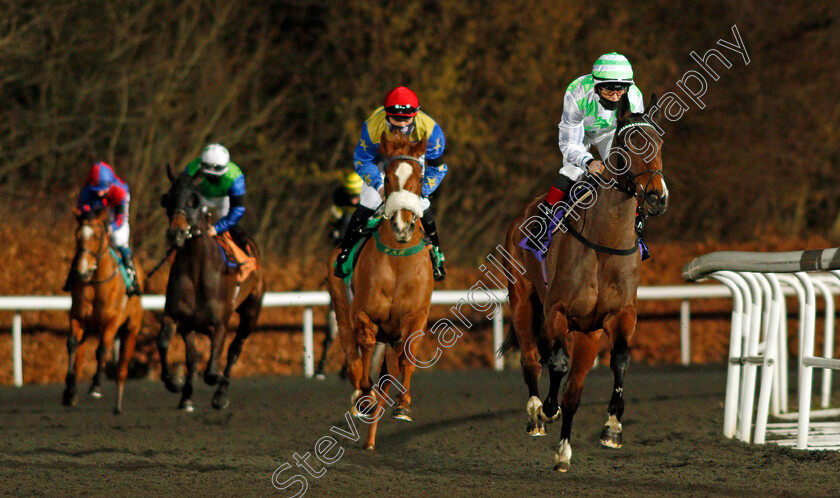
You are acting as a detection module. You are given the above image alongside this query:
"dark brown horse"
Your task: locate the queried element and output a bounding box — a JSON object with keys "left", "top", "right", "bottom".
{"left": 64, "top": 207, "right": 145, "bottom": 414}
{"left": 157, "top": 166, "right": 265, "bottom": 411}
{"left": 501, "top": 94, "right": 667, "bottom": 471}
{"left": 327, "top": 132, "right": 434, "bottom": 450}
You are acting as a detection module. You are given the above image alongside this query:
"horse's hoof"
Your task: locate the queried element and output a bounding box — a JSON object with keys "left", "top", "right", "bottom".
{"left": 113, "top": 406, "right": 122, "bottom": 415}
{"left": 62, "top": 390, "right": 77, "bottom": 407}
{"left": 364, "top": 445, "right": 375, "bottom": 451}
{"left": 163, "top": 377, "right": 182, "bottom": 393}
{"left": 203, "top": 370, "right": 221, "bottom": 386}
{"left": 179, "top": 400, "right": 194, "bottom": 412}
{"left": 600, "top": 425, "right": 623, "bottom": 448}
{"left": 553, "top": 462, "right": 570, "bottom": 473}
{"left": 88, "top": 386, "right": 102, "bottom": 399}
{"left": 392, "top": 407, "right": 413, "bottom": 422}
{"left": 212, "top": 393, "right": 229, "bottom": 410}
{"left": 527, "top": 421, "right": 547, "bottom": 437}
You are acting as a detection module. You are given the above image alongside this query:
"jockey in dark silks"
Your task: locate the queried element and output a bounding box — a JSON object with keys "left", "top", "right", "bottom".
{"left": 334, "top": 86, "right": 449, "bottom": 281}
{"left": 329, "top": 172, "right": 363, "bottom": 246}
{"left": 64, "top": 162, "right": 140, "bottom": 295}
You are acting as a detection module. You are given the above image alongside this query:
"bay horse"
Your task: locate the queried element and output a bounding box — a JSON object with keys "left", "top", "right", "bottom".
{"left": 501, "top": 93, "right": 668, "bottom": 471}
{"left": 64, "top": 207, "right": 144, "bottom": 414}
{"left": 327, "top": 132, "right": 434, "bottom": 450}
{"left": 157, "top": 165, "right": 265, "bottom": 411}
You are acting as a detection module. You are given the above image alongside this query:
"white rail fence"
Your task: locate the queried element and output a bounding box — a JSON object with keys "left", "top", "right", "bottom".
{"left": 684, "top": 248, "right": 840, "bottom": 451}
{"left": 1, "top": 285, "right": 736, "bottom": 387}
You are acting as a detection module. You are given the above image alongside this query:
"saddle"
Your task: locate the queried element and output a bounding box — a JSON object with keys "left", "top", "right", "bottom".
{"left": 215, "top": 232, "right": 258, "bottom": 283}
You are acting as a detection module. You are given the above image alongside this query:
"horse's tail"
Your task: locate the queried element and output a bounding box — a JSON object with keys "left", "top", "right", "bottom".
{"left": 497, "top": 325, "right": 519, "bottom": 356}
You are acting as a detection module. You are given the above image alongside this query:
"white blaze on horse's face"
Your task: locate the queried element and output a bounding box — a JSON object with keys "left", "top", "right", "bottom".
{"left": 385, "top": 160, "right": 423, "bottom": 243}
{"left": 77, "top": 225, "right": 95, "bottom": 275}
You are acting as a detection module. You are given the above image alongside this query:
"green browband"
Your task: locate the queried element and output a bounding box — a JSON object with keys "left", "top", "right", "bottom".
{"left": 373, "top": 231, "right": 427, "bottom": 257}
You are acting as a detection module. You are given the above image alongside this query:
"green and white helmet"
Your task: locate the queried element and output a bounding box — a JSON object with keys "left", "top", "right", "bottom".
{"left": 591, "top": 52, "right": 634, "bottom": 86}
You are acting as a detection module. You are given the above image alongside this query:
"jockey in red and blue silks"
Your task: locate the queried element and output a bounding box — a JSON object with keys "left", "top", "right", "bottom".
{"left": 333, "top": 86, "right": 449, "bottom": 281}
{"left": 64, "top": 161, "right": 140, "bottom": 295}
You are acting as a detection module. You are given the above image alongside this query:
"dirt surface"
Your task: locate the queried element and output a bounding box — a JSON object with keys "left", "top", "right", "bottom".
{"left": 2, "top": 366, "right": 839, "bottom": 496}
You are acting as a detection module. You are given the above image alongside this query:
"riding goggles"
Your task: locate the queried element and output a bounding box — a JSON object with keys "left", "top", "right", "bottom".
{"left": 596, "top": 82, "right": 631, "bottom": 92}
{"left": 201, "top": 161, "right": 227, "bottom": 173}
{"left": 385, "top": 104, "right": 419, "bottom": 117}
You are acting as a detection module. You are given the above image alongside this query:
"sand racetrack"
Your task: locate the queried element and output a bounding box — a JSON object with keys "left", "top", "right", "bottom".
{"left": 2, "top": 365, "right": 839, "bottom": 496}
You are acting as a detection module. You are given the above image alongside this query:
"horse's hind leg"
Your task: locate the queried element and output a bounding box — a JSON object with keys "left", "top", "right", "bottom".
{"left": 157, "top": 316, "right": 182, "bottom": 393}
{"left": 600, "top": 306, "right": 637, "bottom": 449}
{"left": 213, "top": 294, "right": 262, "bottom": 410}
{"left": 90, "top": 318, "right": 119, "bottom": 398}
{"left": 62, "top": 318, "right": 86, "bottom": 407}
{"left": 510, "top": 287, "right": 545, "bottom": 436}
{"left": 114, "top": 311, "right": 141, "bottom": 415}
{"left": 179, "top": 329, "right": 198, "bottom": 412}
{"left": 554, "top": 328, "right": 602, "bottom": 473}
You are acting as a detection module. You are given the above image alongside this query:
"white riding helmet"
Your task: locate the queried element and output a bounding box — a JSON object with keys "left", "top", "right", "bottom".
{"left": 200, "top": 143, "right": 230, "bottom": 176}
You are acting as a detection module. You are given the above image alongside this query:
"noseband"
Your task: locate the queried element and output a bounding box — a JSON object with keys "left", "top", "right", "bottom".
{"left": 382, "top": 154, "right": 422, "bottom": 221}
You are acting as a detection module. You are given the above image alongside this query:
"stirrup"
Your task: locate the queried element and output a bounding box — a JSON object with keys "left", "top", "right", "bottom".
{"left": 429, "top": 247, "right": 446, "bottom": 281}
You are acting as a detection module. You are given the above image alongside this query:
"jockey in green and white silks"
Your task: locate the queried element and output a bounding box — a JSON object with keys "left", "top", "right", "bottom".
{"left": 520, "top": 52, "right": 645, "bottom": 260}
{"left": 334, "top": 86, "right": 448, "bottom": 281}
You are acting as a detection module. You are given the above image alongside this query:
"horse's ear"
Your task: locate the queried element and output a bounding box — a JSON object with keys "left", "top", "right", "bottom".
{"left": 166, "top": 163, "right": 176, "bottom": 182}
{"left": 379, "top": 131, "right": 392, "bottom": 156}
{"left": 192, "top": 169, "right": 204, "bottom": 185}
{"left": 411, "top": 137, "right": 427, "bottom": 159}
{"left": 615, "top": 93, "right": 632, "bottom": 122}
{"left": 646, "top": 93, "right": 659, "bottom": 120}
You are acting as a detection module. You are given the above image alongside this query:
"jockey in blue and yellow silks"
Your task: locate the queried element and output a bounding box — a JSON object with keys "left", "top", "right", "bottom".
{"left": 334, "top": 86, "right": 449, "bottom": 281}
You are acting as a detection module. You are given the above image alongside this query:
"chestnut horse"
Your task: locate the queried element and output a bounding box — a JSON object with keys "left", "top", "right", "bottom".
{"left": 157, "top": 166, "right": 265, "bottom": 411}
{"left": 327, "top": 132, "right": 434, "bottom": 450}
{"left": 501, "top": 94, "right": 668, "bottom": 471}
{"left": 63, "top": 207, "right": 144, "bottom": 414}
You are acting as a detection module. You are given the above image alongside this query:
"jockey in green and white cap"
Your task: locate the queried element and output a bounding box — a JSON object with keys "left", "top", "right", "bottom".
{"left": 520, "top": 52, "right": 644, "bottom": 259}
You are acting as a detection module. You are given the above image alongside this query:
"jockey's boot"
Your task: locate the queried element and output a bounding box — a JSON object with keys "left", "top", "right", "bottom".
{"left": 421, "top": 208, "right": 446, "bottom": 281}
{"left": 334, "top": 206, "right": 375, "bottom": 278}
{"left": 229, "top": 224, "right": 251, "bottom": 254}
{"left": 118, "top": 246, "right": 141, "bottom": 296}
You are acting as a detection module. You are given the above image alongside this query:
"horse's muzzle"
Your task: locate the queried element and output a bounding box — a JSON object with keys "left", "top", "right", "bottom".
{"left": 642, "top": 191, "right": 668, "bottom": 217}
{"left": 391, "top": 217, "right": 416, "bottom": 243}
{"left": 166, "top": 228, "right": 189, "bottom": 248}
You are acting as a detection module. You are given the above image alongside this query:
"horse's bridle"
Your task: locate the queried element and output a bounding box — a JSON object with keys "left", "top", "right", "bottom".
{"left": 74, "top": 220, "right": 118, "bottom": 284}
{"left": 611, "top": 121, "right": 666, "bottom": 207}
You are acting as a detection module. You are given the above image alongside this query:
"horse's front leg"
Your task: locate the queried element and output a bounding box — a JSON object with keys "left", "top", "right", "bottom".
{"left": 352, "top": 312, "right": 380, "bottom": 449}
{"left": 600, "top": 305, "right": 637, "bottom": 448}
{"left": 156, "top": 315, "right": 182, "bottom": 393}
{"left": 90, "top": 317, "right": 120, "bottom": 398}
{"left": 390, "top": 310, "right": 429, "bottom": 422}
{"left": 540, "top": 305, "right": 570, "bottom": 425}
{"left": 204, "top": 320, "right": 226, "bottom": 386}
{"left": 214, "top": 293, "right": 262, "bottom": 410}
{"left": 180, "top": 329, "right": 198, "bottom": 412}
{"left": 63, "top": 318, "right": 86, "bottom": 407}
{"left": 555, "top": 328, "right": 602, "bottom": 473}
{"left": 114, "top": 312, "right": 140, "bottom": 415}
